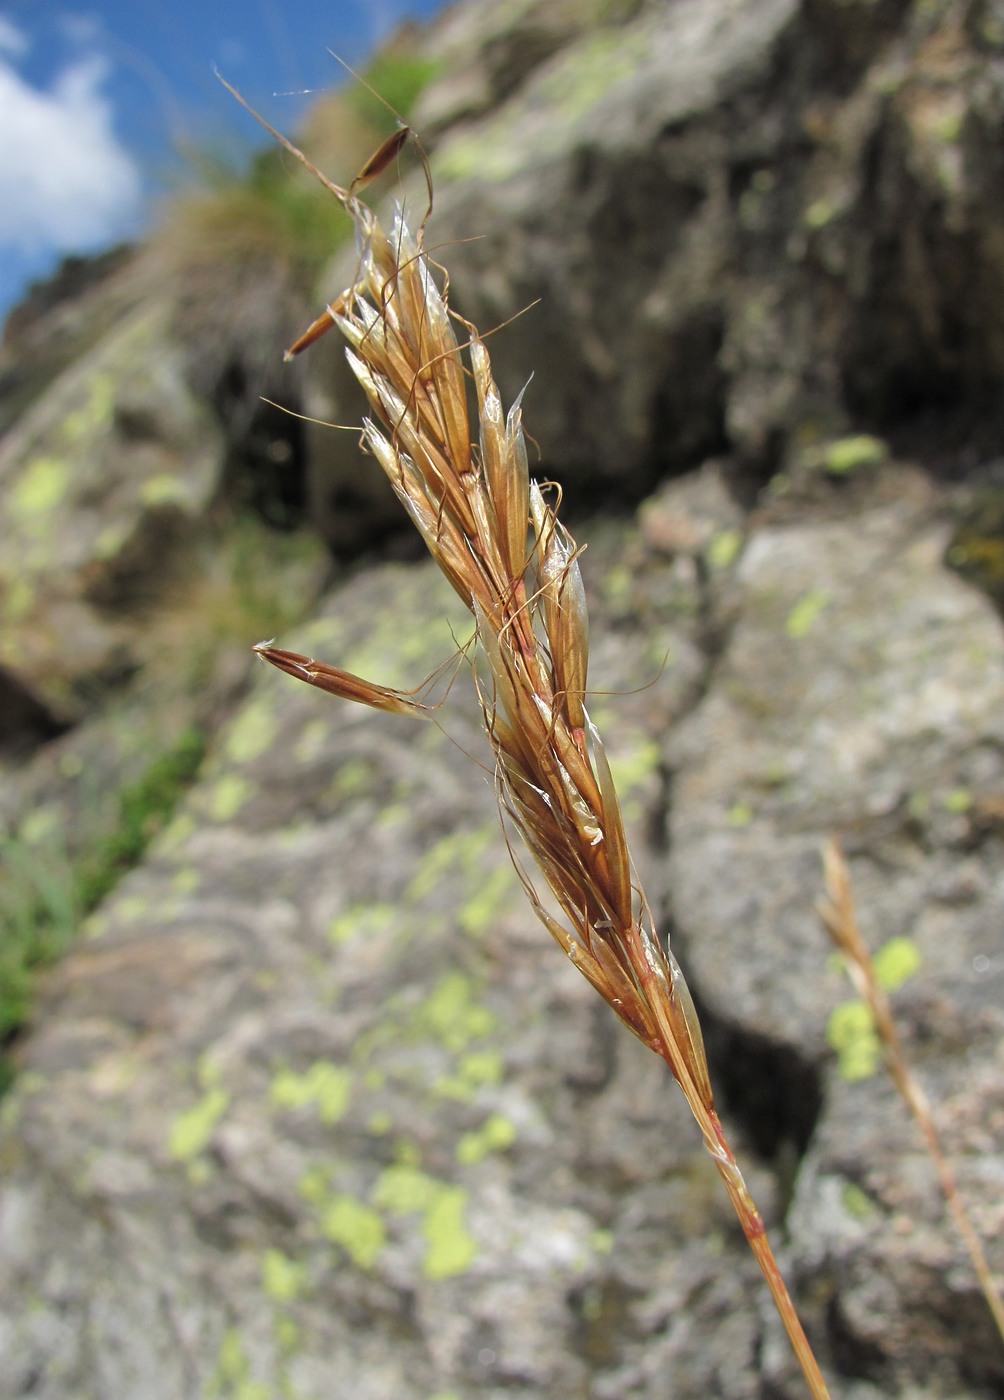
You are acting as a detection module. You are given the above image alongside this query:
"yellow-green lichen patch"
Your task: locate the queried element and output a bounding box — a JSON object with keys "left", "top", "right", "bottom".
{"left": 456, "top": 1113, "right": 517, "bottom": 1166}
{"left": 785, "top": 589, "right": 830, "bottom": 639}
{"left": 110, "top": 892, "right": 152, "bottom": 926}
{"left": 406, "top": 826, "right": 495, "bottom": 902}
{"left": 727, "top": 800, "right": 754, "bottom": 827}
{"left": 261, "top": 1247, "right": 304, "bottom": 1303}
{"left": 536, "top": 27, "right": 650, "bottom": 128}
{"left": 373, "top": 1165, "right": 479, "bottom": 1280}
{"left": 458, "top": 1049, "right": 505, "bottom": 1089}
{"left": 607, "top": 737, "right": 661, "bottom": 812}
{"left": 224, "top": 696, "right": 280, "bottom": 766}
{"left": 821, "top": 435, "right": 888, "bottom": 475}
{"left": 458, "top": 866, "right": 513, "bottom": 938}
{"left": 706, "top": 528, "right": 743, "bottom": 570}
{"left": 270, "top": 1061, "right": 352, "bottom": 1125}
{"left": 60, "top": 373, "right": 114, "bottom": 443}
{"left": 274, "top": 1315, "right": 301, "bottom": 1356}
{"left": 18, "top": 806, "right": 60, "bottom": 846}
{"left": 372, "top": 1162, "right": 440, "bottom": 1215}
{"left": 319, "top": 1193, "right": 386, "bottom": 1269}
{"left": 600, "top": 561, "right": 634, "bottom": 609}
{"left": 139, "top": 474, "right": 186, "bottom": 508}
{"left": 413, "top": 972, "right": 497, "bottom": 1053}
{"left": 207, "top": 1326, "right": 270, "bottom": 1400}
{"left": 338, "top": 598, "right": 464, "bottom": 694}
{"left": 208, "top": 774, "right": 254, "bottom": 823}
{"left": 872, "top": 936, "right": 921, "bottom": 993}
{"left": 328, "top": 901, "right": 397, "bottom": 946}
{"left": 11, "top": 456, "right": 69, "bottom": 522}
{"left": 169, "top": 1086, "right": 230, "bottom": 1161}
{"left": 155, "top": 810, "right": 197, "bottom": 854}
{"left": 3, "top": 575, "right": 35, "bottom": 622}
{"left": 172, "top": 866, "right": 200, "bottom": 895}
{"left": 804, "top": 197, "right": 839, "bottom": 230}
{"left": 841, "top": 1181, "right": 875, "bottom": 1221}
{"left": 422, "top": 1185, "right": 478, "bottom": 1280}
{"left": 942, "top": 787, "right": 973, "bottom": 814}
{"left": 591, "top": 1228, "right": 614, "bottom": 1256}
{"left": 93, "top": 520, "right": 130, "bottom": 561}
{"left": 328, "top": 757, "right": 378, "bottom": 803}
{"left": 294, "top": 718, "right": 330, "bottom": 765}
{"left": 827, "top": 1001, "right": 881, "bottom": 1082}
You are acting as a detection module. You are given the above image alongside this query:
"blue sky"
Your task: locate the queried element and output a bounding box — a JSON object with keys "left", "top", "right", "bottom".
{"left": 0, "top": 0, "right": 450, "bottom": 325}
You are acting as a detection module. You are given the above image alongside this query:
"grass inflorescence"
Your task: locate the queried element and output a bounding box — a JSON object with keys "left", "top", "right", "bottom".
{"left": 225, "top": 76, "right": 834, "bottom": 1399}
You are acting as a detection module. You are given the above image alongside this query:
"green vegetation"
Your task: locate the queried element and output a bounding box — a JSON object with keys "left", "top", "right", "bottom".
{"left": 349, "top": 49, "right": 441, "bottom": 136}
{"left": 0, "top": 726, "right": 207, "bottom": 1075}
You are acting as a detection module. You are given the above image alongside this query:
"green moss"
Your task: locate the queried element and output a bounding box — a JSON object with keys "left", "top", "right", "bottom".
{"left": 270, "top": 1061, "right": 352, "bottom": 1125}
{"left": 169, "top": 1086, "right": 230, "bottom": 1161}
{"left": 0, "top": 727, "right": 206, "bottom": 1065}
{"left": 78, "top": 727, "right": 207, "bottom": 907}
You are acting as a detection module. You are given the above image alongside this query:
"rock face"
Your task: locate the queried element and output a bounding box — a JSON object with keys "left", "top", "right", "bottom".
{"left": 2, "top": 0, "right": 1004, "bottom": 1398}
{"left": 307, "top": 0, "right": 1004, "bottom": 527}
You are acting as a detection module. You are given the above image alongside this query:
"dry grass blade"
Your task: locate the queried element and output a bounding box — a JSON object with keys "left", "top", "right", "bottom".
{"left": 230, "top": 82, "right": 833, "bottom": 1399}
{"left": 819, "top": 839, "right": 1004, "bottom": 1345}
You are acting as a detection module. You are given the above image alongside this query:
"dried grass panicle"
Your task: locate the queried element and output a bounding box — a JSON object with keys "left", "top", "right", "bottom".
{"left": 244, "top": 105, "right": 832, "bottom": 1399}
{"left": 268, "top": 198, "right": 713, "bottom": 1102}
{"left": 819, "top": 840, "right": 1004, "bottom": 1345}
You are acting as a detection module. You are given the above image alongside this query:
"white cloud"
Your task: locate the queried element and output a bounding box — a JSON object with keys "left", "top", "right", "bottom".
{"left": 0, "top": 26, "right": 143, "bottom": 256}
